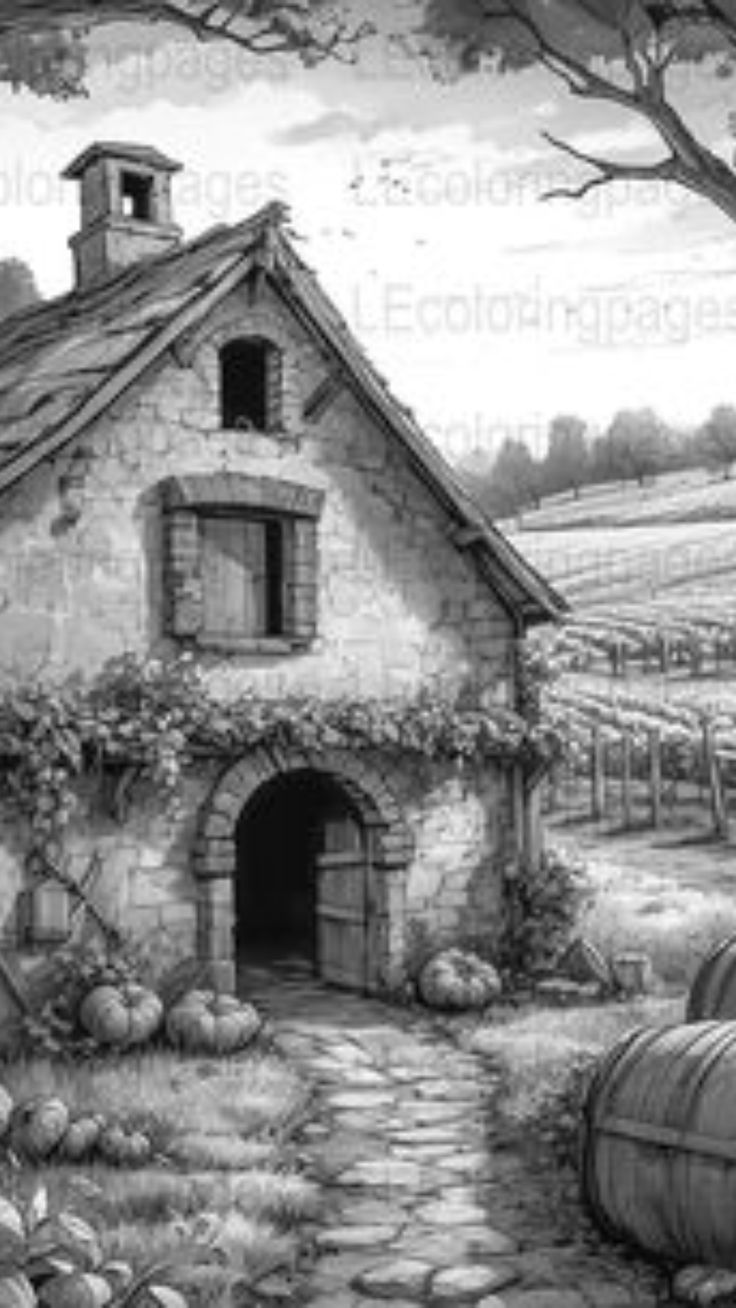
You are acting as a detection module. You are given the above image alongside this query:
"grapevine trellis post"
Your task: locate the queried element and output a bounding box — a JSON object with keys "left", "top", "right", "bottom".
{"left": 621, "top": 731, "right": 633, "bottom": 829}
{"left": 591, "top": 726, "right": 605, "bottom": 822}
{"left": 649, "top": 728, "right": 662, "bottom": 829}
{"left": 703, "top": 722, "right": 729, "bottom": 840}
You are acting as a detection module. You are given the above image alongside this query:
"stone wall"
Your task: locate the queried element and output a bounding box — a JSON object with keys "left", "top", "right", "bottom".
{"left": 0, "top": 276, "right": 520, "bottom": 988}
{"left": 1, "top": 751, "right": 512, "bottom": 994}
{"left": 0, "top": 281, "right": 514, "bottom": 700}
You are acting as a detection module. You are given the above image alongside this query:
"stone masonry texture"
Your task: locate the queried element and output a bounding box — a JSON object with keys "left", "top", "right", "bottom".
{"left": 0, "top": 280, "right": 520, "bottom": 988}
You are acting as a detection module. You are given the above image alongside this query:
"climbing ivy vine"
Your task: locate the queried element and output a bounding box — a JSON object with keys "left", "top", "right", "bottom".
{"left": 0, "top": 650, "right": 559, "bottom": 879}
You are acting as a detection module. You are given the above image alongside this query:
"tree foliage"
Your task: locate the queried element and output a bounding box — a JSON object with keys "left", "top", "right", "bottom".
{"left": 0, "top": 2, "right": 370, "bottom": 97}
{"left": 413, "top": 0, "right": 736, "bottom": 225}
{"left": 697, "top": 402, "right": 736, "bottom": 477}
{"left": 481, "top": 435, "right": 542, "bottom": 515}
{"left": 457, "top": 403, "right": 719, "bottom": 516}
{"left": 544, "top": 415, "right": 589, "bottom": 498}
{"left": 0, "top": 258, "right": 41, "bottom": 321}
{"left": 605, "top": 406, "right": 670, "bottom": 485}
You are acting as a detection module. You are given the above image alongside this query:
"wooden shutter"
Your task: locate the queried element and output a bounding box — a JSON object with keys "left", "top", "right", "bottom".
{"left": 201, "top": 517, "right": 267, "bottom": 637}
{"left": 163, "top": 508, "right": 203, "bottom": 637}
{"left": 286, "top": 518, "right": 319, "bottom": 644}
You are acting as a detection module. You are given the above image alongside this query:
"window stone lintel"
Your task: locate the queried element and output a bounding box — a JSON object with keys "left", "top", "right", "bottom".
{"left": 160, "top": 473, "right": 324, "bottom": 519}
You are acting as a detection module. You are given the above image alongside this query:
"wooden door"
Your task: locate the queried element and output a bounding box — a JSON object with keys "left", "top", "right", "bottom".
{"left": 314, "top": 809, "right": 369, "bottom": 991}
{"left": 201, "top": 517, "right": 267, "bottom": 637}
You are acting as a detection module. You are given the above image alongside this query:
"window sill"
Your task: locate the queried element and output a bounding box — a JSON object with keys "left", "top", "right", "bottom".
{"left": 194, "top": 635, "right": 313, "bottom": 655}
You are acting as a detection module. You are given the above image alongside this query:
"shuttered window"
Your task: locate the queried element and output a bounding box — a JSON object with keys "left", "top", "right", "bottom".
{"left": 201, "top": 516, "right": 284, "bottom": 638}
{"left": 161, "top": 474, "right": 323, "bottom": 651}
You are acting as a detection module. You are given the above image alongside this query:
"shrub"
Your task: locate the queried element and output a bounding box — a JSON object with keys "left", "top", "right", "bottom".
{"left": 501, "top": 845, "right": 592, "bottom": 982}
{"left": 16, "top": 942, "right": 146, "bottom": 1062}
{"left": 520, "top": 1050, "right": 601, "bottom": 1171}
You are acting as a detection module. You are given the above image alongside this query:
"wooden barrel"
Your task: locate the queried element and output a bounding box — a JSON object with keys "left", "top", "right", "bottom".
{"left": 583, "top": 1021, "right": 736, "bottom": 1268}
{"left": 687, "top": 935, "right": 736, "bottom": 1021}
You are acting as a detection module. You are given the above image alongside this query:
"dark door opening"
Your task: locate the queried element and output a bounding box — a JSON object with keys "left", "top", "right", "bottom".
{"left": 235, "top": 770, "right": 365, "bottom": 977}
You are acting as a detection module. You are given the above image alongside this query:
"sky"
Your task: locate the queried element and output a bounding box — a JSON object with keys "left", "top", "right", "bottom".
{"left": 1, "top": 17, "right": 736, "bottom": 466}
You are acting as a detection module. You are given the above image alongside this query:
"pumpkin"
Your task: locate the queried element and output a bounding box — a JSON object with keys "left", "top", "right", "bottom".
{"left": 123, "top": 1131, "right": 152, "bottom": 1166}
{"left": 96, "top": 1124, "right": 127, "bottom": 1165}
{"left": 0, "top": 1273, "right": 35, "bottom": 1308}
{"left": 0, "top": 1197, "right": 26, "bottom": 1266}
{"left": 0, "top": 1085, "right": 14, "bottom": 1139}
{"left": 166, "top": 991, "right": 261, "bottom": 1055}
{"left": 97, "top": 1125, "right": 151, "bottom": 1167}
{"left": 79, "top": 984, "right": 163, "bottom": 1047}
{"left": 57, "top": 1116, "right": 102, "bottom": 1164}
{"left": 38, "top": 1272, "right": 112, "bottom": 1308}
{"left": 418, "top": 948, "right": 502, "bottom": 1012}
{"left": 11, "top": 1097, "right": 70, "bottom": 1160}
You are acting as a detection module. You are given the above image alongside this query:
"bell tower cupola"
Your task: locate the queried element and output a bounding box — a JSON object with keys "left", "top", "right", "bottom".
{"left": 62, "top": 141, "right": 183, "bottom": 290}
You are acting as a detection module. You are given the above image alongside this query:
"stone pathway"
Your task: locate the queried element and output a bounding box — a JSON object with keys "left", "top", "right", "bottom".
{"left": 243, "top": 963, "right": 667, "bottom": 1308}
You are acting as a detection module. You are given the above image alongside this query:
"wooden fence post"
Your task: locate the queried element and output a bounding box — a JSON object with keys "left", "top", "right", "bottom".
{"left": 703, "top": 722, "right": 729, "bottom": 840}
{"left": 621, "top": 730, "right": 633, "bottom": 829}
{"left": 592, "top": 726, "right": 605, "bottom": 822}
{"left": 649, "top": 728, "right": 662, "bottom": 829}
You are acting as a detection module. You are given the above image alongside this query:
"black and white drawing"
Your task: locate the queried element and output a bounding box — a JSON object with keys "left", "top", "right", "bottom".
{"left": 0, "top": 5, "right": 735, "bottom": 1305}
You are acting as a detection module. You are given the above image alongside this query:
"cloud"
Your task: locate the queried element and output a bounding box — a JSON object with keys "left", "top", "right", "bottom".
{"left": 272, "top": 109, "right": 385, "bottom": 146}
{"left": 562, "top": 123, "right": 661, "bottom": 156}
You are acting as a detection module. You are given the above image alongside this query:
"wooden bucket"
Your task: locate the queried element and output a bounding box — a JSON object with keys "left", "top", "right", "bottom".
{"left": 583, "top": 1021, "right": 736, "bottom": 1268}
{"left": 687, "top": 935, "right": 736, "bottom": 1021}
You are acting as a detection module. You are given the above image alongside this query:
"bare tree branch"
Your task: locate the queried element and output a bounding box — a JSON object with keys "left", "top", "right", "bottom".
{"left": 481, "top": 0, "right": 736, "bottom": 223}
{"left": 540, "top": 129, "right": 679, "bottom": 199}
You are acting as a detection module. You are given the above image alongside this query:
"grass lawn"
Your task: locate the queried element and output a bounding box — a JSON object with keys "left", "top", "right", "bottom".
{"left": 466, "top": 994, "right": 681, "bottom": 1129}
{"left": 0, "top": 1048, "right": 320, "bottom": 1304}
{"left": 456, "top": 814, "right": 733, "bottom": 1146}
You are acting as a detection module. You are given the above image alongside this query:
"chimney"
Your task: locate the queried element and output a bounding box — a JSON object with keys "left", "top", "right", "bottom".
{"left": 62, "top": 142, "right": 183, "bottom": 291}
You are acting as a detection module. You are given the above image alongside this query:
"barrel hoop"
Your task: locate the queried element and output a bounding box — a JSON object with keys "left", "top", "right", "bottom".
{"left": 581, "top": 1025, "right": 659, "bottom": 1232}
{"left": 710, "top": 939, "right": 736, "bottom": 1020}
{"left": 688, "top": 933, "right": 736, "bottom": 1020}
{"left": 595, "top": 1113, "right": 736, "bottom": 1164}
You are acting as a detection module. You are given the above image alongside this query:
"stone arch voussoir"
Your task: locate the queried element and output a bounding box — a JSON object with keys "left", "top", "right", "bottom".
{"left": 193, "top": 746, "right": 413, "bottom": 992}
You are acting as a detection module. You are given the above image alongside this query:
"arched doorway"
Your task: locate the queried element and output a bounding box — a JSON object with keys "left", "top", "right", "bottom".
{"left": 235, "top": 769, "right": 369, "bottom": 989}
{"left": 195, "top": 746, "right": 414, "bottom": 995}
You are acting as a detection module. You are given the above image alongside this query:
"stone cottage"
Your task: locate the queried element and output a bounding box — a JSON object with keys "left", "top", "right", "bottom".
{"left": 0, "top": 142, "right": 564, "bottom": 996}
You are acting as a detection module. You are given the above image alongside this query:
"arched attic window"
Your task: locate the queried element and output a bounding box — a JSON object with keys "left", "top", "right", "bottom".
{"left": 220, "top": 337, "right": 282, "bottom": 431}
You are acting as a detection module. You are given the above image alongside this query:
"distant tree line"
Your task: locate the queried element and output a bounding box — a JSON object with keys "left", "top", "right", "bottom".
{"left": 460, "top": 406, "right": 736, "bottom": 519}
{"left": 0, "top": 258, "right": 41, "bottom": 320}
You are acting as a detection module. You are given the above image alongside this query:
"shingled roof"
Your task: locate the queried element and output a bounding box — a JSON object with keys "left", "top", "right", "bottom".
{"left": 0, "top": 201, "right": 565, "bottom": 626}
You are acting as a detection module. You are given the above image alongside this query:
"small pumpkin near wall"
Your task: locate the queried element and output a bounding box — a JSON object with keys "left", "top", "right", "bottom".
{"left": 166, "top": 990, "right": 261, "bottom": 1055}
{"left": 79, "top": 983, "right": 163, "bottom": 1048}
{"left": 418, "top": 948, "right": 502, "bottom": 1012}
{"left": 10, "top": 1096, "right": 70, "bottom": 1160}
{"left": 39, "top": 1271, "right": 113, "bottom": 1308}
{"left": 98, "top": 1124, "right": 152, "bottom": 1167}
{"left": 57, "top": 1115, "right": 104, "bottom": 1163}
